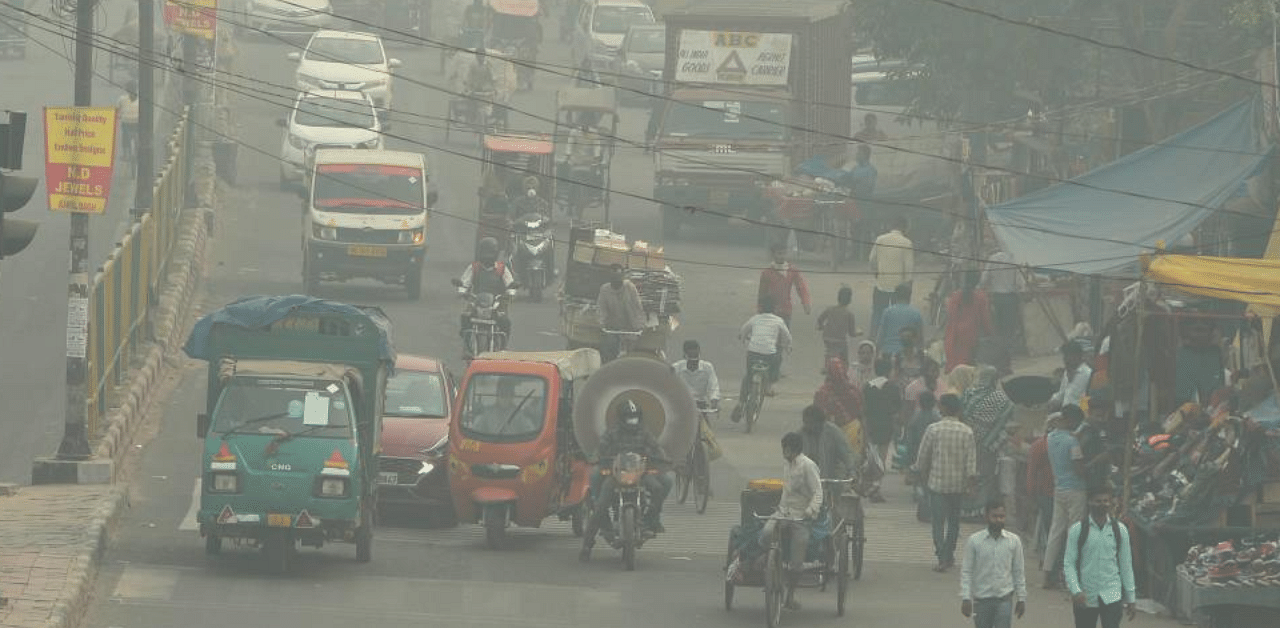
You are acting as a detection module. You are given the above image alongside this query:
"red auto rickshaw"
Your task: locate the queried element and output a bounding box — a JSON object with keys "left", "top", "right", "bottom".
{"left": 447, "top": 349, "right": 600, "bottom": 548}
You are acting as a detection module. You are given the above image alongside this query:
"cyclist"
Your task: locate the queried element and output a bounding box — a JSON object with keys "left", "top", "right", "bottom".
{"left": 733, "top": 295, "right": 791, "bottom": 422}
{"left": 116, "top": 81, "right": 140, "bottom": 167}
{"left": 673, "top": 339, "right": 720, "bottom": 410}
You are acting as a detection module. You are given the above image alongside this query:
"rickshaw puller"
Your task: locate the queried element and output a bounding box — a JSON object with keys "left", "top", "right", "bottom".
{"left": 763, "top": 431, "right": 824, "bottom": 611}
{"left": 580, "top": 401, "right": 672, "bottom": 560}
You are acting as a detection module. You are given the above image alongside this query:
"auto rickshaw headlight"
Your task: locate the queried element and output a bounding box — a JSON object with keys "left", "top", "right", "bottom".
{"left": 209, "top": 472, "right": 239, "bottom": 493}
{"left": 319, "top": 477, "right": 349, "bottom": 497}
{"left": 398, "top": 229, "right": 424, "bottom": 245}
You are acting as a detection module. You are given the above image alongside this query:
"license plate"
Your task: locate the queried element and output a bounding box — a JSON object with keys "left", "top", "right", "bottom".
{"left": 709, "top": 190, "right": 730, "bottom": 206}
{"left": 377, "top": 471, "right": 400, "bottom": 485}
{"left": 348, "top": 245, "right": 387, "bottom": 258}
{"left": 267, "top": 513, "right": 292, "bottom": 527}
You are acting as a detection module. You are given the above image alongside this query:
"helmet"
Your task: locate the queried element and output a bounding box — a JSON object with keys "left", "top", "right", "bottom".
{"left": 477, "top": 237, "right": 499, "bottom": 264}
{"left": 616, "top": 399, "right": 643, "bottom": 427}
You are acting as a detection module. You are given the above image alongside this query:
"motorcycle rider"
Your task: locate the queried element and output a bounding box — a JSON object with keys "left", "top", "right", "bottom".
{"left": 510, "top": 175, "right": 551, "bottom": 219}
{"left": 580, "top": 400, "right": 673, "bottom": 561}
{"left": 457, "top": 237, "right": 516, "bottom": 353}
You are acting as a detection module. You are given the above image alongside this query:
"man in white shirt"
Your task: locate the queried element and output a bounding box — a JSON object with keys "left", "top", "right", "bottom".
{"left": 869, "top": 216, "right": 914, "bottom": 338}
{"left": 762, "top": 431, "right": 823, "bottom": 611}
{"left": 116, "top": 81, "right": 140, "bottom": 161}
{"left": 734, "top": 296, "right": 792, "bottom": 421}
{"left": 1049, "top": 342, "right": 1093, "bottom": 411}
{"left": 961, "top": 499, "right": 1028, "bottom": 628}
{"left": 673, "top": 340, "right": 720, "bottom": 409}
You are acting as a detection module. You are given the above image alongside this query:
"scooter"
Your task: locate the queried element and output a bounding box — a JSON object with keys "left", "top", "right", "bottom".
{"left": 508, "top": 210, "right": 555, "bottom": 302}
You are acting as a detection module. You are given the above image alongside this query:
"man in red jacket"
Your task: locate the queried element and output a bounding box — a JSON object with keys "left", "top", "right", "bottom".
{"left": 759, "top": 243, "right": 811, "bottom": 328}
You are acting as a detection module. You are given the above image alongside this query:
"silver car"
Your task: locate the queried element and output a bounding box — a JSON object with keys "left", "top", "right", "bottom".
{"left": 245, "top": 0, "right": 332, "bottom": 33}
{"left": 278, "top": 90, "right": 383, "bottom": 189}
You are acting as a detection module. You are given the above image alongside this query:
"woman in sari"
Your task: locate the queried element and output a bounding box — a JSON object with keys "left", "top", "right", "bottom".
{"left": 814, "top": 356, "right": 866, "bottom": 475}
{"left": 960, "top": 365, "right": 1015, "bottom": 519}
{"left": 848, "top": 340, "right": 878, "bottom": 389}
{"left": 896, "top": 357, "right": 941, "bottom": 470}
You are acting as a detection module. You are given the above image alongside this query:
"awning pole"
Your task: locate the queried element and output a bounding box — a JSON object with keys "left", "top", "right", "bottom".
{"left": 1121, "top": 278, "right": 1144, "bottom": 515}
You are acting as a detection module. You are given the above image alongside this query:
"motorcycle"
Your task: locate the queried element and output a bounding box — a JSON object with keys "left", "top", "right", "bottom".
{"left": 451, "top": 278, "right": 518, "bottom": 360}
{"left": 508, "top": 210, "right": 555, "bottom": 302}
{"left": 594, "top": 452, "right": 660, "bottom": 570}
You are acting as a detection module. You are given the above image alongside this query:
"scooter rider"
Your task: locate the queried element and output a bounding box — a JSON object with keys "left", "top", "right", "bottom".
{"left": 580, "top": 400, "right": 673, "bottom": 561}
{"left": 457, "top": 237, "right": 516, "bottom": 347}
{"left": 510, "top": 175, "right": 551, "bottom": 219}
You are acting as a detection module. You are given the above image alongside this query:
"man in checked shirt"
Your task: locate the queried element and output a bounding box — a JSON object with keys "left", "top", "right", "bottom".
{"left": 913, "top": 393, "right": 976, "bottom": 572}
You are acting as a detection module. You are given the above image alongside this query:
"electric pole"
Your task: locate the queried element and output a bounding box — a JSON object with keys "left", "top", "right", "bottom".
{"left": 57, "top": 0, "right": 94, "bottom": 461}
{"left": 134, "top": 0, "right": 155, "bottom": 223}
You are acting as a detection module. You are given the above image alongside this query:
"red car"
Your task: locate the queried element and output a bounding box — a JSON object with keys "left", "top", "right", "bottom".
{"left": 376, "top": 354, "right": 457, "bottom": 525}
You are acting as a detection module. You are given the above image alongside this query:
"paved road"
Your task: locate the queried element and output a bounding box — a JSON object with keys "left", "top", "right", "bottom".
{"left": 0, "top": 0, "right": 178, "bottom": 483}
{"left": 72, "top": 17, "right": 1184, "bottom": 628}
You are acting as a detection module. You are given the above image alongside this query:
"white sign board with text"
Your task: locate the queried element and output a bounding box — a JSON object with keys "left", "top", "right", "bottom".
{"left": 674, "top": 30, "right": 792, "bottom": 86}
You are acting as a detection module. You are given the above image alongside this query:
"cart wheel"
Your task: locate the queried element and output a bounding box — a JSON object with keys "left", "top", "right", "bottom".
{"left": 724, "top": 532, "right": 737, "bottom": 610}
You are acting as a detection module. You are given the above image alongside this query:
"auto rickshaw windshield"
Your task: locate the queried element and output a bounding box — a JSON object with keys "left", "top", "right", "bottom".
{"left": 460, "top": 374, "right": 548, "bottom": 442}
{"left": 211, "top": 378, "right": 354, "bottom": 438}
{"left": 385, "top": 370, "right": 447, "bottom": 418}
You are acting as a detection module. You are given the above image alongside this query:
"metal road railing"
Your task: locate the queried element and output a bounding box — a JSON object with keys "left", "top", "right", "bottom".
{"left": 85, "top": 108, "right": 191, "bottom": 437}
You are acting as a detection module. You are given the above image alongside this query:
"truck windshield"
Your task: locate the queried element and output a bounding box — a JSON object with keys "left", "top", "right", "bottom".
{"left": 459, "top": 374, "right": 548, "bottom": 442}
{"left": 385, "top": 370, "right": 447, "bottom": 418}
{"left": 313, "top": 164, "right": 425, "bottom": 213}
{"left": 592, "top": 6, "right": 653, "bottom": 35}
{"left": 211, "top": 378, "right": 354, "bottom": 439}
{"left": 662, "top": 100, "right": 788, "bottom": 140}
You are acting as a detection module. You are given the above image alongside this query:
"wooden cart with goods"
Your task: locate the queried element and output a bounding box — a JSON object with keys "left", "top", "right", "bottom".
{"left": 764, "top": 181, "right": 858, "bottom": 270}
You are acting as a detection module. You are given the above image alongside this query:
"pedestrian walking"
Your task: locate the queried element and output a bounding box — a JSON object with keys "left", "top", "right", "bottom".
{"left": 913, "top": 393, "right": 977, "bottom": 572}
{"left": 817, "top": 285, "right": 858, "bottom": 366}
{"left": 1041, "top": 404, "right": 1089, "bottom": 588}
{"left": 960, "top": 499, "right": 1027, "bottom": 628}
{"left": 869, "top": 217, "right": 914, "bottom": 337}
{"left": 759, "top": 242, "right": 811, "bottom": 328}
{"left": 1049, "top": 342, "right": 1093, "bottom": 412}
{"left": 862, "top": 356, "right": 901, "bottom": 502}
{"left": 877, "top": 283, "right": 924, "bottom": 358}
{"left": 1064, "top": 483, "right": 1136, "bottom": 628}
{"left": 944, "top": 271, "right": 994, "bottom": 373}
{"left": 1025, "top": 420, "right": 1055, "bottom": 555}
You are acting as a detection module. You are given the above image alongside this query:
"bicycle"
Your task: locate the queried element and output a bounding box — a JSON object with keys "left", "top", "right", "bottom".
{"left": 739, "top": 357, "right": 771, "bottom": 433}
{"left": 676, "top": 401, "right": 716, "bottom": 514}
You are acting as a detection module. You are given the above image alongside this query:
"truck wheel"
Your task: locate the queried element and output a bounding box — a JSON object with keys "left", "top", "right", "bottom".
{"left": 406, "top": 268, "right": 422, "bottom": 301}
{"left": 356, "top": 505, "right": 374, "bottom": 563}
{"left": 205, "top": 534, "right": 222, "bottom": 555}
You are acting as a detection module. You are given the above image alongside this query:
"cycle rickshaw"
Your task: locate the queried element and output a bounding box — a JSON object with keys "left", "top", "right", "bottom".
{"left": 724, "top": 478, "right": 866, "bottom": 627}
{"left": 553, "top": 87, "right": 617, "bottom": 222}
{"left": 476, "top": 133, "right": 555, "bottom": 256}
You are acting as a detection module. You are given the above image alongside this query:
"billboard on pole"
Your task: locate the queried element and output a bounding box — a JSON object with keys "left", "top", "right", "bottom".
{"left": 674, "top": 30, "right": 792, "bottom": 86}
{"left": 43, "top": 107, "right": 117, "bottom": 215}
{"left": 164, "top": 0, "right": 218, "bottom": 40}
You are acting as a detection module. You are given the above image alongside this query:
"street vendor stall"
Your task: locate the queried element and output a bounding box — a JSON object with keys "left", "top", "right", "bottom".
{"left": 559, "top": 224, "right": 680, "bottom": 358}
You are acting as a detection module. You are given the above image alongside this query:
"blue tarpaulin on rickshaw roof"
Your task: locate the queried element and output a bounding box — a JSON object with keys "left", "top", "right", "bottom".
{"left": 183, "top": 294, "right": 395, "bottom": 363}
{"left": 986, "top": 99, "right": 1271, "bottom": 276}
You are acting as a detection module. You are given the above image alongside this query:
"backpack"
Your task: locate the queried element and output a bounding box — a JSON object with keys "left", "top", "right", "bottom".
{"left": 1074, "top": 516, "right": 1126, "bottom": 595}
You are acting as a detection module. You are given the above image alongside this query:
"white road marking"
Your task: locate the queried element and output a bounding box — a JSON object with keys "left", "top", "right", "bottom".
{"left": 178, "top": 478, "right": 201, "bottom": 531}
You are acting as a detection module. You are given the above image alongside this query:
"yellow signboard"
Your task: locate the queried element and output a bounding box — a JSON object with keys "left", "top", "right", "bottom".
{"left": 43, "top": 107, "right": 117, "bottom": 215}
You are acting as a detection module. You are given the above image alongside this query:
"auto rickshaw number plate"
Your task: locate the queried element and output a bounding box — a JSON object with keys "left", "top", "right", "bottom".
{"left": 377, "top": 472, "right": 400, "bottom": 485}
{"left": 267, "top": 513, "right": 293, "bottom": 527}
{"left": 348, "top": 245, "right": 388, "bottom": 258}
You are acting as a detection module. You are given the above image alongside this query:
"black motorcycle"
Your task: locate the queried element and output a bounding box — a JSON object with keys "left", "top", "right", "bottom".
{"left": 589, "top": 452, "right": 659, "bottom": 571}
{"left": 508, "top": 211, "right": 555, "bottom": 302}
{"left": 451, "top": 278, "right": 516, "bottom": 360}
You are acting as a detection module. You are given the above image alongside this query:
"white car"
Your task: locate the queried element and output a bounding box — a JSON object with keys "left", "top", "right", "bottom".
{"left": 572, "top": 0, "right": 655, "bottom": 70}
{"left": 288, "top": 30, "right": 400, "bottom": 123}
{"left": 245, "top": 0, "right": 332, "bottom": 33}
{"left": 278, "top": 90, "right": 383, "bottom": 188}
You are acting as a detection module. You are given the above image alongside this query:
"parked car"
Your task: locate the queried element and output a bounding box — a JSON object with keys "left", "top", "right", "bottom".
{"left": 571, "top": 0, "right": 654, "bottom": 71}
{"left": 288, "top": 30, "right": 401, "bottom": 125}
{"left": 277, "top": 89, "right": 382, "bottom": 189}
{"left": 376, "top": 354, "right": 456, "bottom": 525}
{"left": 607, "top": 23, "right": 664, "bottom": 105}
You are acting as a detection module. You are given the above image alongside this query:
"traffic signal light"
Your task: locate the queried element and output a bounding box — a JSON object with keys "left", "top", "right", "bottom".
{"left": 0, "top": 171, "right": 39, "bottom": 259}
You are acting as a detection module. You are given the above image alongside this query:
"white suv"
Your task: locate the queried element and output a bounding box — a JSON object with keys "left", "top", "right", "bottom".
{"left": 278, "top": 90, "right": 383, "bottom": 189}
{"left": 288, "top": 30, "right": 400, "bottom": 125}
{"left": 572, "top": 0, "right": 655, "bottom": 70}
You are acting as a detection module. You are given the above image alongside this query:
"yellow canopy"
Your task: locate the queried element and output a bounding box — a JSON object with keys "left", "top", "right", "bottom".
{"left": 1145, "top": 254, "right": 1280, "bottom": 314}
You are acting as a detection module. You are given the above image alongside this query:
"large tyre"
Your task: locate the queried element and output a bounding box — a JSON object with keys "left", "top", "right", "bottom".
{"left": 484, "top": 504, "right": 507, "bottom": 550}
{"left": 355, "top": 505, "right": 374, "bottom": 563}
{"left": 620, "top": 506, "right": 637, "bottom": 571}
{"left": 205, "top": 534, "right": 222, "bottom": 555}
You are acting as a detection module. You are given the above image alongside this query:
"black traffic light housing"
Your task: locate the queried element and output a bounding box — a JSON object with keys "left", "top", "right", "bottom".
{"left": 0, "top": 171, "right": 39, "bottom": 259}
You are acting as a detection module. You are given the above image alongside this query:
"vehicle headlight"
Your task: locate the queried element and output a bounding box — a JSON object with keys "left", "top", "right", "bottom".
{"left": 399, "top": 228, "right": 424, "bottom": 245}
{"left": 313, "top": 225, "right": 338, "bottom": 240}
{"left": 209, "top": 472, "right": 238, "bottom": 493}
{"left": 319, "top": 477, "right": 349, "bottom": 497}
{"left": 418, "top": 461, "right": 435, "bottom": 476}
{"left": 358, "top": 138, "right": 380, "bottom": 149}
{"left": 288, "top": 133, "right": 308, "bottom": 149}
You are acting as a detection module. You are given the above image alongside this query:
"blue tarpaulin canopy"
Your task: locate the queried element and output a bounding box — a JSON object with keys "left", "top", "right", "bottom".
{"left": 183, "top": 295, "right": 396, "bottom": 363}
{"left": 987, "top": 99, "right": 1271, "bottom": 275}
